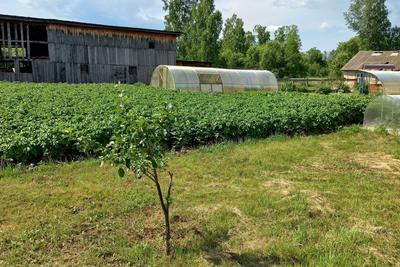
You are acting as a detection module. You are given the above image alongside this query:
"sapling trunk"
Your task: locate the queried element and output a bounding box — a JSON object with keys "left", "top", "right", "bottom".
{"left": 149, "top": 169, "right": 173, "bottom": 256}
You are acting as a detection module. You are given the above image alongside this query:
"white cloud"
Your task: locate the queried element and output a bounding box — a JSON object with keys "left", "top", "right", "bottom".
{"left": 3, "top": 0, "right": 82, "bottom": 20}
{"left": 137, "top": 7, "right": 164, "bottom": 22}
{"left": 319, "top": 21, "right": 330, "bottom": 30}
{"left": 273, "top": 0, "right": 319, "bottom": 8}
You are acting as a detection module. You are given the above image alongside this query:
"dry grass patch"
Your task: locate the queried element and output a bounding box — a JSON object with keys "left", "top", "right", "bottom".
{"left": 301, "top": 190, "right": 335, "bottom": 216}
{"left": 367, "top": 247, "right": 399, "bottom": 266}
{"left": 264, "top": 179, "right": 295, "bottom": 197}
{"left": 353, "top": 152, "right": 400, "bottom": 174}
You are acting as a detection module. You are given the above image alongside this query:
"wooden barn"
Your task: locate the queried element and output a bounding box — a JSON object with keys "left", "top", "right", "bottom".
{"left": 0, "top": 14, "right": 179, "bottom": 84}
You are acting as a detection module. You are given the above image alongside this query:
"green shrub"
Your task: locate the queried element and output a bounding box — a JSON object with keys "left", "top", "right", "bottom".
{"left": 279, "top": 82, "right": 309, "bottom": 93}
{"left": 316, "top": 87, "right": 332, "bottom": 95}
{"left": 336, "top": 81, "right": 351, "bottom": 93}
{"left": 280, "top": 82, "right": 297, "bottom": 92}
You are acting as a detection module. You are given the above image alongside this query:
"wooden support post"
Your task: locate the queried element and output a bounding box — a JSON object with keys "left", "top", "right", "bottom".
{"left": 7, "top": 22, "right": 12, "bottom": 59}
{"left": 14, "top": 23, "right": 19, "bottom": 59}
{"left": 0, "top": 22, "right": 5, "bottom": 60}
{"left": 20, "top": 23, "right": 25, "bottom": 59}
{"left": 26, "top": 24, "right": 30, "bottom": 60}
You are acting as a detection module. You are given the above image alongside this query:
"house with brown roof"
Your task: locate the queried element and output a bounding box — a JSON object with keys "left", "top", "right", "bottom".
{"left": 341, "top": 51, "right": 400, "bottom": 91}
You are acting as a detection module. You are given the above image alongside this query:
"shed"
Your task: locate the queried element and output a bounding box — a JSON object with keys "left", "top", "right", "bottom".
{"left": 0, "top": 14, "right": 180, "bottom": 84}
{"left": 150, "top": 65, "right": 278, "bottom": 93}
{"left": 341, "top": 51, "right": 400, "bottom": 88}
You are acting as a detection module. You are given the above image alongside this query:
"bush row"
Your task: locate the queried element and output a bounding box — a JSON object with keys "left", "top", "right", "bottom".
{"left": 0, "top": 82, "right": 370, "bottom": 164}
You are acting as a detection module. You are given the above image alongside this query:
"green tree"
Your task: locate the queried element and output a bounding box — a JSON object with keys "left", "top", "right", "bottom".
{"left": 162, "top": 0, "right": 198, "bottom": 32}
{"left": 344, "top": 0, "right": 364, "bottom": 32}
{"left": 183, "top": 0, "right": 222, "bottom": 62}
{"left": 274, "top": 26, "right": 287, "bottom": 43}
{"left": 219, "top": 14, "right": 247, "bottom": 68}
{"left": 344, "top": 0, "right": 391, "bottom": 50}
{"left": 389, "top": 26, "right": 400, "bottom": 50}
{"left": 245, "top": 45, "right": 261, "bottom": 69}
{"left": 103, "top": 98, "right": 176, "bottom": 256}
{"left": 284, "top": 25, "right": 306, "bottom": 77}
{"left": 254, "top": 25, "right": 270, "bottom": 45}
{"left": 165, "top": 0, "right": 222, "bottom": 63}
{"left": 259, "top": 40, "right": 285, "bottom": 78}
{"left": 328, "top": 37, "right": 361, "bottom": 77}
{"left": 305, "top": 48, "right": 328, "bottom": 77}
{"left": 245, "top": 31, "right": 256, "bottom": 50}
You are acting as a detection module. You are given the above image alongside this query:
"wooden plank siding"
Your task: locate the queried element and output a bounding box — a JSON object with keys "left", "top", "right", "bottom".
{"left": 0, "top": 21, "right": 177, "bottom": 84}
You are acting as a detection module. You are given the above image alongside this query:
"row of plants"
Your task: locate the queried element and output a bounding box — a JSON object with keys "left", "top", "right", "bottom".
{"left": 0, "top": 82, "right": 370, "bottom": 165}
{"left": 279, "top": 81, "right": 353, "bottom": 94}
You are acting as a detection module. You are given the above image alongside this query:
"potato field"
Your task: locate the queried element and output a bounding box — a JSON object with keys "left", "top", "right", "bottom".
{"left": 0, "top": 82, "right": 369, "bottom": 164}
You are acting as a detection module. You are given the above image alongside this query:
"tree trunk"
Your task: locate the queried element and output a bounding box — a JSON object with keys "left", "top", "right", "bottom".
{"left": 151, "top": 169, "right": 173, "bottom": 256}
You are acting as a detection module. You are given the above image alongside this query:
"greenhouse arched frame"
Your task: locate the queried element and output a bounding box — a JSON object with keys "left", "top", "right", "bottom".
{"left": 150, "top": 65, "right": 278, "bottom": 93}
{"left": 362, "top": 70, "right": 400, "bottom": 133}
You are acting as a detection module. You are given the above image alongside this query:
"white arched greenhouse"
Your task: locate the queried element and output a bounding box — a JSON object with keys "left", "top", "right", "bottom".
{"left": 363, "top": 70, "right": 400, "bottom": 133}
{"left": 150, "top": 65, "right": 278, "bottom": 93}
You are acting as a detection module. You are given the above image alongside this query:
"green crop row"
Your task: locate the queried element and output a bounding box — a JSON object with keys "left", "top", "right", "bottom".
{"left": 0, "top": 82, "right": 370, "bottom": 165}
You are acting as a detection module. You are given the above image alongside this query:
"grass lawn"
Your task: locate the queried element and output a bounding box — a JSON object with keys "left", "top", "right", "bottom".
{"left": 1, "top": 127, "right": 400, "bottom": 266}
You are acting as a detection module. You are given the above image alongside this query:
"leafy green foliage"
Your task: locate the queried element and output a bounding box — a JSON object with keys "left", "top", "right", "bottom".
{"left": 102, "top": 97, "right": 176, "bottom": 256}
{"left": 344, "top": 0, "right": 391, "bottom": 50}
{"left": 335, "top": 81, "right": 351, "bottom": 93}
{"left": 254, "top": 25, "right": 270, "bottom": 45}
{"left": 166, "top": 0, "right": 222, "bottom": 63}
{"left": 219, "top": 14, "right": 248, "bottom": 68}
{"left": 316, "top": 87, "right": 333, "bottom": 95}
{"left": 0, "top": 82, "right": 370, "bottom": 165}
{"left": 305, "top": 48, "right": 328, "bottom": 77}
{"left": 104, "top": 98, "right": 174, "bottom": 178}
{"left": 279, "top": 82, "right": 309, "bottom": 93}
{"left": 328, "top": 37, "right": 361, "bottom": 78}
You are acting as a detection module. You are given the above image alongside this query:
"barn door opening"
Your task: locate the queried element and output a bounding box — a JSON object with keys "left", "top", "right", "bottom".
{"left": 112, "top": 65, "right": 127, "bottom": 83}
{"left": 128, "top": 66, "right": 137, "bottom": 84}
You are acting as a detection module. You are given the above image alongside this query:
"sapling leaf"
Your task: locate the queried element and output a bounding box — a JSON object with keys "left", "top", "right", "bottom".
{"left": 118, "top": 167, "right": 125, "bottom": 178}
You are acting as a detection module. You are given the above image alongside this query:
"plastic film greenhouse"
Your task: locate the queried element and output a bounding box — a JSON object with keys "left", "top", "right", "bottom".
{"left": 150, "top": 65, "right": 278, "bottom": 93}
{"left": 363, "top": 70, "right": 400, "bottom": 133}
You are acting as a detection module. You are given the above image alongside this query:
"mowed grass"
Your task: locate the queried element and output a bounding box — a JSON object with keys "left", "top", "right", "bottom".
{"left": 1, "top": 127, "right": 400, "bottom": 266}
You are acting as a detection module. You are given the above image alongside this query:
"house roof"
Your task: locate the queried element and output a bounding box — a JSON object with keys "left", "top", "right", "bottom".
{"left": 342, "top": 51, "right": 400, "bottom": 71}
{"left": 0, "top": 14, "right": 181, "bottom": 37}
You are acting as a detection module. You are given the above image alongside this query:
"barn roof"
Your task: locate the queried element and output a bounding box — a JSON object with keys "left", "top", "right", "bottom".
{"left": 342, "top": 51, "right": 400, "bottom": 71}
{"left": 0, "top": 14, "right": 181, "bottom": 37}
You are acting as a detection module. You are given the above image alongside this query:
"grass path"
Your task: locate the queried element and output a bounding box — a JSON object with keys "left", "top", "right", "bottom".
{"left": 1, "top": 127, "right": 400, "bottom": 266}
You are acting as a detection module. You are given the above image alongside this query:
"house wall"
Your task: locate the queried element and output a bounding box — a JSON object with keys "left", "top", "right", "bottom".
{"left": 0, "top": 21, "right": 177, "bottom": 84}
{"left": 343, "top": 70, "right": 359, "bottom": 88}
{"left": 343, "top": 70, "right": 385, "bottom": 93}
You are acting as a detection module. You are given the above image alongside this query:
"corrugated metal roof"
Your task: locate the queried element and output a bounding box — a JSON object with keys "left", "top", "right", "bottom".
{"left": 342, "top": 51, "right": 400, "bottom": 71}
{"left": 0, "top": 14, "right": 181, "bottom": 36}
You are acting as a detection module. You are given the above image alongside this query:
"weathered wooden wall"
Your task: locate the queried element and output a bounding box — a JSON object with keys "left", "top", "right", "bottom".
{"left": 0, "top": 22, "right": 177, "bottom": 84}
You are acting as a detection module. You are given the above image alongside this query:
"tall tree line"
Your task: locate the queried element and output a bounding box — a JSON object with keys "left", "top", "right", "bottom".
{"left": 163, "top": 0, "right": 400, "bottom": 78}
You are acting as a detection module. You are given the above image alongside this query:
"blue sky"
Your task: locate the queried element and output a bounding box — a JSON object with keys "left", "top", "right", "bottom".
{"left": 1, "top": 0, "right": 399, "bottom": 52}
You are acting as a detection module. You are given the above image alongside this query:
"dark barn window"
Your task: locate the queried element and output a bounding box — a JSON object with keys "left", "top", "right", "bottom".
{"left": 149, "top": 41, "right": 155, "bottom": 49}
{"left": 0, "top": 61, "right": 15, "bottom": 72}
{"left": 80, "top": 64, "right": 89, "bottom": 74}
{"left": 30, "top": 43, "right": 48, "bottom": 58}
{"left": 128, "top": 66, "right": 137, "bottom": 83}
{"left": 29, "top": 24, "right": 48, "bottom": 58}
{"left": 19, "top": 61, "right": 32, "bottom": 73}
